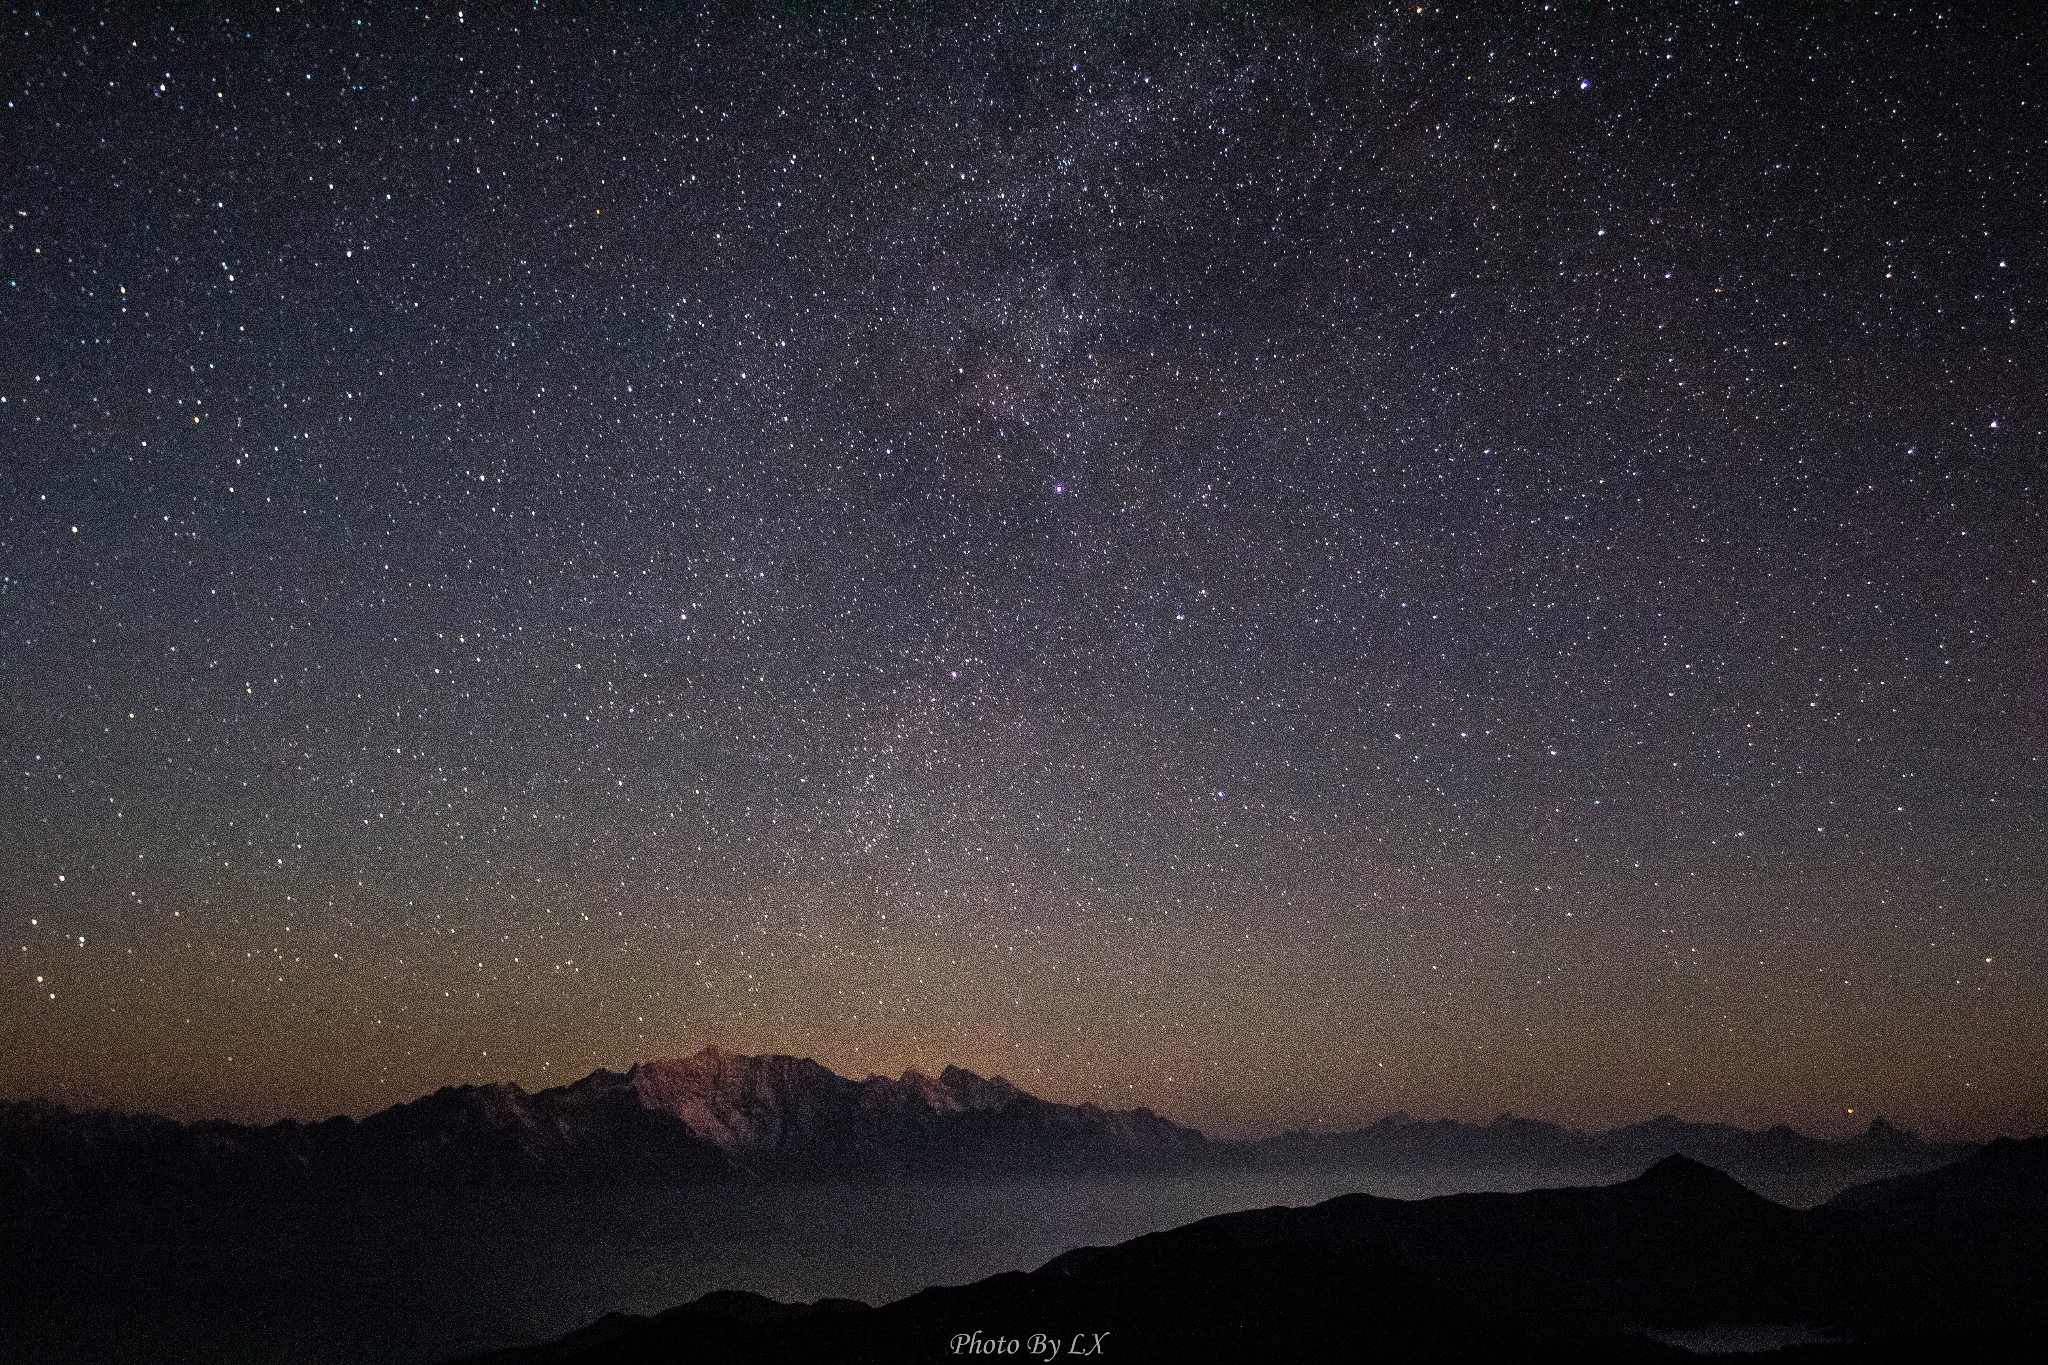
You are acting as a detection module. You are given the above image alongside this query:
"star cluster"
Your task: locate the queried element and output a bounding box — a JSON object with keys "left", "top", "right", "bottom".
{"left": 2, "top": 4, "right": 2041, "bottom": 1138}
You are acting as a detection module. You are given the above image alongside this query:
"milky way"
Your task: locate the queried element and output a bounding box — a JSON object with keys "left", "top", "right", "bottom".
{"left": 3, "top": 5, "right": 2041, "bottom": 1137}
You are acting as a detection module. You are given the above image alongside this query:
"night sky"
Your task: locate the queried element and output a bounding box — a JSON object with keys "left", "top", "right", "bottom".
{"left": 3, "top": 4, "right": 2042, "bottom": 1141}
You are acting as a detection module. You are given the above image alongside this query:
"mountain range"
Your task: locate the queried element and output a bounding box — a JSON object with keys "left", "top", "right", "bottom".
{"left": 460, "top": 1137, "right": 2048, "bottom": 1363}
{"left": 0, "top": 1047, "right": 1973, "bottom": 1201}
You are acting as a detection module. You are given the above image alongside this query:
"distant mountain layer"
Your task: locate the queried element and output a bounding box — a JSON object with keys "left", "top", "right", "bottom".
{"left": 0, "top": 1048, "right": 1206, "bottom": 1187}
{"left": 0, "top": 1047, "right": 1976, "bottom": 1196}
{"left": 465, "top": 1137, "right": 2048, "bottom": 1364}
{"left": 1257, "top": 1109, "right": 1974, "bottom": 1204}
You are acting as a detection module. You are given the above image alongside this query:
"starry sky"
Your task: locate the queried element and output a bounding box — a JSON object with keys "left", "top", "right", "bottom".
{"left": 3, "top": 4, "right": 2042, "bottom": 1141}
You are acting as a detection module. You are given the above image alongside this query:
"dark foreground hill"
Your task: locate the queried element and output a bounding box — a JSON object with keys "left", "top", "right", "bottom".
{"left": 0, "top": 1047, "right": 1971, "bottom": 1199}
{"left": 464, "top": 1138, "right": 2048, "bottom": 1364}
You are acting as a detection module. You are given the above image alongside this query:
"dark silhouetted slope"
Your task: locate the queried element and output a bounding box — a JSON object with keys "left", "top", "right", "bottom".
{"left": 481, "top": 1145, "right": 2048, "bottom": 1364}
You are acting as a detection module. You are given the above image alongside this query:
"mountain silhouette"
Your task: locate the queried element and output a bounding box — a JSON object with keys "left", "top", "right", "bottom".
{"left": 466, "top": 1139, "right": 2048, "bottom": 1363}
{"left": 0, "top": 1049, "right": 1975, "bottom": 1197}
{"left": 0, "top": 1047, "right": 1212, "bottom": 1189}
{"left": 1255, "top": 1110, "right": 1971, "bottom": 1204}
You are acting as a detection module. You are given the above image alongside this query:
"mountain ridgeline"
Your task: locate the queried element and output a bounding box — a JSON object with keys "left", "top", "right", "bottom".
{"left": 459, "top": 1138, "right": 2048, "bottom": 1364}
{"left": 0, "top": 1048, "right": 1205, "bottom": 1189}
{"left": 0, "top": 1047, "right": 1971, "bottom": 1200}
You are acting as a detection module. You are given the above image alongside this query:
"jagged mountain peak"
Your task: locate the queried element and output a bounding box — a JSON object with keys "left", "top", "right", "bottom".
{"left": 551, "top": 1048, "right": 1193, "bottom": 1164}
{"left": 618, "top": 1050, "right": 850, "bottom": 1151}
{"left": 372, "top": 1079, "right": 535, "bottom": 1125}
{"left": 630, "top": 1044, "right": 822, "bottom": 1077}
{"left": 936, "top": 1065, "right": 1022, "bottom": 1109}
